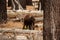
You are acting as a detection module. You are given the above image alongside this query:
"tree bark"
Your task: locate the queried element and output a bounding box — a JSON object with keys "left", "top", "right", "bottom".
{"left": 0, "top": 0, "right": 7, "bottom": 23}
{"left": 41, "top": 0, "right": 60, "bottom": 40}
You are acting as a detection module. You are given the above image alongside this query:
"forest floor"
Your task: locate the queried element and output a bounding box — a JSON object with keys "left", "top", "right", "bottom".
{"left": 0, "top": 21, "right": 43, "bottom": 31}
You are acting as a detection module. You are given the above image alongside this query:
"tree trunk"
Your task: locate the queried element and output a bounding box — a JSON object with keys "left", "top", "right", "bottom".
{"left": 0, "top": 0, "right": 7, "bottom": 23}
{"left": 41, "top": 0, "right": 60, "bottom": 40}
{"left": 43, "top": 0, "right": 53, "bottom": 40}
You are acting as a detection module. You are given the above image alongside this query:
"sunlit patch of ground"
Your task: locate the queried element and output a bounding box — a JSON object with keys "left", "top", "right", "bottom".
{"left": 0, "top": 21, "right": 43, "bottom": 31}
{"left": 0, "top": 21, "right": 23, "bottom": 29}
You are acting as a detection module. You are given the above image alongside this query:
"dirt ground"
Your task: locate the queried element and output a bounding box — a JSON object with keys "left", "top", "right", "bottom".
{"left": 0, "top": 21, "right": 43, "bottom": 31}
{"left": 0, "top": 21, "right": 23, "bottom": 28}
